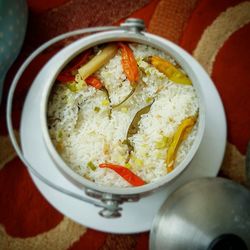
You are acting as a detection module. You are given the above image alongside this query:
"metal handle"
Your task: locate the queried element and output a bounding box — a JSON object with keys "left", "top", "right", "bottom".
{"left": 85, "top": 189, "right": 140, "bottom": 218}
{"left": 6, "top": 25, "right": 127, "bottom": 217}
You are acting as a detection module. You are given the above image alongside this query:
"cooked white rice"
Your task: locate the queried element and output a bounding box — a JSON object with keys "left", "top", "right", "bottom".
{"left": 48, "top": 43, "right": 199, "bottom": 187}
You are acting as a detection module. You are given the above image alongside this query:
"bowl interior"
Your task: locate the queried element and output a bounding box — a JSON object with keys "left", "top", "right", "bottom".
{"left": 40, "top": 29, "right": 206, "bottom": 195}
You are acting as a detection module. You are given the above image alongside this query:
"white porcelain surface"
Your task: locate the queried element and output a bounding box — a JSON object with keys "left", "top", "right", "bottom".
{"left": 20, "top": 45, "right": 226, "bottom": 233}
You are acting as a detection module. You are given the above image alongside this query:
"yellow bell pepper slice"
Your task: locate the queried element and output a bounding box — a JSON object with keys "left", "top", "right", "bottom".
{"left": 148, "top": 56, "right": 192, "bottom": 85}
{"left": 166, "top": 116, "right": 197, "bottom": 172}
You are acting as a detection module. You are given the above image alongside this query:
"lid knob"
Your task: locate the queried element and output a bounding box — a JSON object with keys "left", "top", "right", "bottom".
{"left": 120, "top": 18, "right": 145, "bottom": 32}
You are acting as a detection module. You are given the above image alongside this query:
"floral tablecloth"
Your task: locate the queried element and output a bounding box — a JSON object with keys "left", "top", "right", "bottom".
{"left": 0, "top": 0, "right": 249, "bottom": 249}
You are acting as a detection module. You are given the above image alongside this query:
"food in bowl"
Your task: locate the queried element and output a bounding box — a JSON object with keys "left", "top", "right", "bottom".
{"left": 47, "top": 42, "right": 199, "bottom": 188}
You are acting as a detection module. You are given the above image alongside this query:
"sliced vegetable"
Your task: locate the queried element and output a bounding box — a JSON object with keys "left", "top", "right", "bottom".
{"left": 166, "top": 115, "right": 197, "bottom": 172}
{"left": 118, "top": 42, "right": 139, "bottom": 85}
{"left": 94, "top": 107, "right": 100, "bottom": 112}
{"left": 155, "top": 136, "right": 169, "bottom": 149}
{"left": 99, "top": 163, "right": 145, "bottom": 186}
{"left": 87, "top": 161, "right": 97, "bottom": 171}
{"left": 148, "top": 56, "right": 192, "bottom": 85}
{"left": 110, "top": 43, "right": 139, "bottom": 108}
{"left": 134, "top": 158, "right": 143, "bottom": 167}
{"left": 126, "top": 104, "right": 153, "bottom": 143}
{"left": 57, "top": 49, "right": 92, "bottom": 82}
{"left": 146, "top": 97, "right": 153, "bottom": 103}
{"left": 85, "top": 75, "right": 103, "bottom": 89}
{"left": 58, "top": 72, "right": 104, "bottom": 90}
{"left": 101, "top": 87, "right": 112, "bottom": 110}
{"left": 101, "top": 99, "right": 110, "bottom": 106}
{"left": 123, "top": 103, "right": 153, "bottom": 162}
{"left": 66, "top": 82, "right": 78, "bottom": 92}
{"left": 68, "top": 49, "right": 92, "bottom": 73}
{"left": 78, "top": 43, "right": 118, "bottom": 80}
{"left": 58, "top": 130, "right": 63, "bottom": 139}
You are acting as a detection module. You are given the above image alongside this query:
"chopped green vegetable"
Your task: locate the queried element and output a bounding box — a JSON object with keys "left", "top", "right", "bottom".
{"left": 121, "top": 107, "right": 128, "bottom": 113}
{"left": 101, "top": 99, "right": 109, "bottom": 106}
{"left": 94, "top": 107, "right": 100, "bottom": 112}
{"left": 146, "top": 97, "right": 152, "bottom": 103}
{"left": 58, "top": 130, "right": 63, "bottom": 139}
{"left": 66, "top": 83, "right": 78, "bottom": 92}
{"left": 145, "top": 69, "right": 151, "bottom": 76}
{"left": 87, "top": 161, "right": 97, "bottom": 171}
{"left": 156, "top": 151, "right": 164, "bottom": 159}
{"left": 155, "top": 136, "right": 169, "bottom": 149}
{"left": 124, "top": 163, "right": 132, "bottom": 169}
{"left": 134, "top": 158, "right": 143, "bottom": 167}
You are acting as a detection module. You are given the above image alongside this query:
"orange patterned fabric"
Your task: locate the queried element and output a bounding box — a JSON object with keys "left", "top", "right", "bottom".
{"left": 0, "top": 0, "right": 249, "bottom": 249}
{"left": 148, "top": 0, "right": 199, "bottom": 43}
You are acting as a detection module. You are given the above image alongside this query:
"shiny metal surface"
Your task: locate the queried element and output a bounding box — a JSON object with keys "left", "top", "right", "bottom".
{"left": 120, "top": 18, "right": 145, "bottom": 32}
{"left": 150, "top": 178, "right": 250, "bottom": 250}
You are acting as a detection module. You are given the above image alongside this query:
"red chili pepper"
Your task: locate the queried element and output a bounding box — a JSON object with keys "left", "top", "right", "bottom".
{"left": 118, "top": 42, "right": 139, "bottom": 85}
{"left": 57, "top": 72, "right": 75, "bottom": 83}
{"left": 99, "top": 163, "right": 145, "bottom": 186}
{"left": 85, "top": 75, "right": 103, "bottom": 89}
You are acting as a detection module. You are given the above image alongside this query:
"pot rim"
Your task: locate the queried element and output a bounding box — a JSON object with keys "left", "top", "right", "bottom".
{"left": 40, "top": 29, "right": 206, "bottom": 195}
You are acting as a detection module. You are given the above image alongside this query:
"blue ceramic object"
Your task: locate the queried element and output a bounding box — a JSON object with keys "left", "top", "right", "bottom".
{"left": 0, "top": 0, "right": 27, "bottom": 104}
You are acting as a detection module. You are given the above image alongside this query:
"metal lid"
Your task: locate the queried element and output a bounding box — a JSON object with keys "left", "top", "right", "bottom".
{"left": 150, "top": 177, "right": 250, "bottom": 250}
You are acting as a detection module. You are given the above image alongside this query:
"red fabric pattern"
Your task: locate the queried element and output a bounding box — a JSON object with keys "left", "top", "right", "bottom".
{"left": 180, "top": 0, "right": 244, "bottom": 53}
{"left": 0, "top": 0, "right": 249, "bottom": 249}
{"left": 27, "top": 0, "right": 69, "bottom": 12}
{"left": 212, "top": 23, "right": 250, "bottom": 154}
{"left": 0, "top": 158, "right": 63, "bottom": 237}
